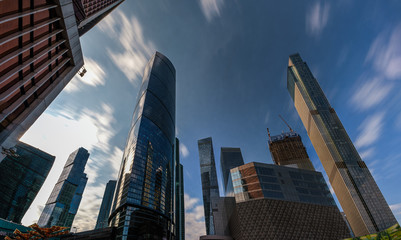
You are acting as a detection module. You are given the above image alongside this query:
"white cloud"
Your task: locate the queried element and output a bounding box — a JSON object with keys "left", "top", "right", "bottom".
{"left": 180, "top": 143, "right": 190, "bottom": 158}
{"left": 20, "top": 103, "right": 120, "bottom": 230}
{"left": 359, "top": 148, "right": 374, "bottom": 160}
{"left": 390, "top": 202, "right": 401, "bottom": 212}
{"left": 306, "top": 1, "right": 330, "bottom": 37}
{"left": 264, "top": 112, "right": 270, "bottom": 124}
{"left": 65, "top": 57, "right": 106, "bottom": 92}
{"left": 390, "top": 202, "right": 401, "bottom": 220}
{"left": 184, "top": 194, "right": 206, "bottom": 240}
{"left": 99, "top": 10, "right": 155, "bottom": 84}
{"left": 396, "top": 112, "right": 401, "bottom": 131}
{"left": 351, "top": 77, "right": 392, "bottom": 111}
{"left": 366, "top": 23, "right": 401, "bottom": 80}
{"left": 198, "top": 0, "right": 224, "bottom": 22}
{"left": 355, "top": 112, "right": 385, "bottom": 149}
{"left": 185, "top": 193, "right": 200, "bottom": 210}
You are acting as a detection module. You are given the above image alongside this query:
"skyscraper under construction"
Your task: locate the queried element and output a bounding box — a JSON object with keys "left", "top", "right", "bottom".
{"left": 267, "top": 129, "right": 315, "bottom": 171}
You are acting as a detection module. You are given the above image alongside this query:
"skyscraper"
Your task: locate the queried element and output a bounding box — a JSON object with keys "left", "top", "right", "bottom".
{"left": 175, "top": 138, "right": 185, "bottom": 240}
{"left": 0, "top": 0, "right": 123, "bottom": 156}
{"left": 287, "top": 53, "right": 397, "bottom": 236}
{"left": 38, "top": 147, "right": 89, "bottom": 228}
{"left": 72, "top": 0, "right": 124, "bottom": 36}
{"left": 198, "top": 137, "right": 220, "bottom": 235}
{"left": 109, "top": 52, "right": 176, "bottom": 239}
{"left": 267, "top": 130, "right": 315, "bottom": 171}
{"left": 0, "top": 141, "right": 55, "bottom": 223}
{"left": 95, "top": 180, "right": 117, "bottom": 230}
{"left": 220, "top": 147, "right": 244, "bottom": 196}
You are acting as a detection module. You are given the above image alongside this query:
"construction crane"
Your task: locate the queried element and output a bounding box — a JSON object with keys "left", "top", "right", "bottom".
{"left": 279, "top": 115, "right": 294, "bottom": 132}
{"left": 267, "top": 128, "right": 272, "bottom": 142}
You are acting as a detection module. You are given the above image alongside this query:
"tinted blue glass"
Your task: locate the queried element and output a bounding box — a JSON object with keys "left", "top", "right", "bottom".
{"left": 38, "top": 148, "right": 88, "bottom": 228}
{"left": 0, "top": 142, "right": 54, "bottom": 223}
{"left": 109, "top": 52, "right": 176, "bottom": 239}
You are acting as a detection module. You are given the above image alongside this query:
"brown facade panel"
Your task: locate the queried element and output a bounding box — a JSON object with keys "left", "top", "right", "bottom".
{"left": 0, "top": 56, "right": 18, "bottom": 76}
{"left": 0, "top": 38, "right": 19, "bottom": 59}
{"left": 0, "top": 1, "right": 19, "bottom": 17}
{"left": 34, "top": 10, "right": 49, "bottom": 24}
{"left": 22, "top": 15, "right": 30, "bottom": 29}
{"left": 230, "top": 198, "right": 351, "bottom": 240}
{"left": 0, "top": 19, "right": 18, "bottom": 37}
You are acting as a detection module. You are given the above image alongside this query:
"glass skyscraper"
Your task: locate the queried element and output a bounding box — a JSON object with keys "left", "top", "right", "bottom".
{"left": 109, "top": 52, "right": 176, "bottom": 239}
{"left": 95, "top": 180, "right": 117, "bottom": 229}
{"left": 0, "top": 141, "right": 55, "bottom": 223}
{"left": 287, "top": 53, "right": 397, "bottom": 236}
{"left": 220, "top": 147, "right": 244, "bottom": 196}
{"left": 198, "top": 137, "right": 220, "bottom": 235}
{"left": 175, "top": 138, "right": 185, "bottom": 240}
{"left": 38, "top": 147, "right": 89, "bottom": 228}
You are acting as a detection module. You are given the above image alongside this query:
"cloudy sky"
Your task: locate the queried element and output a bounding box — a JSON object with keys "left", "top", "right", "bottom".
{"left": 20, "top": 1, "right": 401, "bottom": 239}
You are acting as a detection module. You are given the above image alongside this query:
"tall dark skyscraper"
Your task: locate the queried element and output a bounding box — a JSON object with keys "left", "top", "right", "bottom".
{"left": 0, "top": 141, "right": 54, "bottom": 223}
{"left": 109, "top": 52, "right": 176, "bottom": 239}
{"left": 0, "top": 0, "right": 124, "bottom": 156}
{"left": 175, "top": 138, "right": 185, "bottom": 240}
{"left": 267, "top": 130, "right": 315, "bottom": 171}
{"left": 95, "top": 180, "right": 117, "bottom": 230}
{"left": 38, "top": 147, "right": 89, "bottom": 228}
{"left": 220, "top": 147, "right": 244, "bottom": 196}
{"left": 198, "top": 137, "right": 220, "bottom": 235}
{"left": 287, "top": 53, "right": 397, "bottom": 236}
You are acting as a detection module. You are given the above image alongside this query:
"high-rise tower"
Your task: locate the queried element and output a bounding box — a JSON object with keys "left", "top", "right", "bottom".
{"left": 109, "top": 52, "right": 176, "bottom": 239}
{"left": 0, "top": 141, "right": 55, "bottom": 223}
{"left": 220, "top": 147, "right": 244, "bottom": 196}
{"left": 175, "top": 138, "right": 185, "bottom": 240}
{"left": 95, "top": 180, "right": 117, "bottom": 229}
{"left": 38, "top": 147, "right": 89, "bottom": 228}
{"left": 72, "top": 0, "right": 124, "bottom": 36}
{"left": 198, "top": 137, "right": 220, "bottom": 235}
{"left": 0, "top": 0, "right": 124, "bottom": 157}
{"left": 287, "top": 53, "right": 397, "bottom": 236}
{"left": 267, "top": 130, "right": 315, "bottom": 171}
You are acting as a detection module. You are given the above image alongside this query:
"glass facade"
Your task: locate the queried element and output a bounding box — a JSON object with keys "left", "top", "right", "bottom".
{"left": 175, "top": 138, "right": 185, "bottom": 240}
{"left": 109, "top": 52, "right": 176, "bottom": 239}
{"left": 231, "top": 162, "right": 335, "bottom": 206}
{"left": 287, "top": 53, "right": 397, "bottom": 235}
{"left": 95, "top": 180, "right": 117, "bottom": 229}
{"left": 38, "top": 147, "right": 89, "bottom": 228}
{"left": 220, "top": 147, "right": 244, "bottom": 196}
{"left": 0, "top": 141, "right": 55, "bottom": 223}
{"left": 198, "top": 137, "right": 220, "bottom": 235}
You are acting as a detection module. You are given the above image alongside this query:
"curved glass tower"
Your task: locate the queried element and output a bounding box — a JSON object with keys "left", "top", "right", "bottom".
{"left": 109, "top": 52, "right": 176, "bottom": 239}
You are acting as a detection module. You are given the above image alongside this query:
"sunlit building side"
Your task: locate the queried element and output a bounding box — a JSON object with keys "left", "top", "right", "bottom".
{"left": 287, "top": 53, "right": 397, "bottom": 236}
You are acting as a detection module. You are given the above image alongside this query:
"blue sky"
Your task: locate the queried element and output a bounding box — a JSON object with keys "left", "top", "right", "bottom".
{"left": 19, "top": 1, "right": 401, "bottom": 239}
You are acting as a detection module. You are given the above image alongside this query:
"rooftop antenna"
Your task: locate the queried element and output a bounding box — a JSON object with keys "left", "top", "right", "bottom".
{"left": 279, "top": 115, "right": 294, "bottom": 132}
{"left": 267, "top": 128, "right": 271, "bottom": 142}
